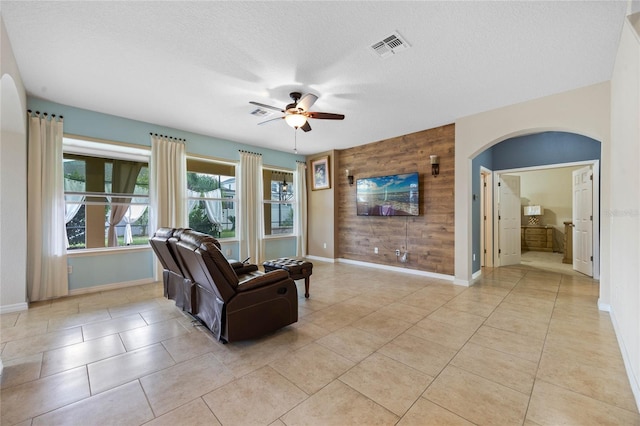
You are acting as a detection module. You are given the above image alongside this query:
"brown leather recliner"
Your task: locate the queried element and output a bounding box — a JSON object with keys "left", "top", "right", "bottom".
{"left": 176, "top": 230, "right": 298, "bottom": 342}
{"left": 149, "top": 227, "right": 191, "bottom": 311}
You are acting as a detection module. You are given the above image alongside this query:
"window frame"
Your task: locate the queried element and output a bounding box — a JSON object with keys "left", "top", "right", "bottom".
{"left": 186, "top": 155, "right": 238, "bottom": 241}
{"left": 262, "top": 167, "right": 296, "bottom": 238}
{"left": 62, "top": 135, "right": 151, "bottom": 253}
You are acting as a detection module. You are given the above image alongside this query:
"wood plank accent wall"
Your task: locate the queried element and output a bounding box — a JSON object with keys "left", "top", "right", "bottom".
{"left": 337, "top": 124, "right": 455, "bottom": 275}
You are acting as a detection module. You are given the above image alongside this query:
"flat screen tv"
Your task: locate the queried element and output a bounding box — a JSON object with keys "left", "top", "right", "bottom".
{"left": 356, "top": 172, "right": 419, "bottom": 216}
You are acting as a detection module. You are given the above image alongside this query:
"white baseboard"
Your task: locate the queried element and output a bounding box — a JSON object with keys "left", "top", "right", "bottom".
{"left": 598, "top": 298, "right": 611, "bottom": 312}
{"left": 609, "top": 308, "right": 640, "bottom": 412}
{"left": 0, "top": 301, "right": 29, "bottom": 314}
{"left": 305, "top": 255, "right": 336, "bottom": 263}
{"left": 337, "top": 258, "right": 454, "bottom": 281}
{"left": 69, "top": 278, "right": 156, "bottom": 296}
{"left": 453, "top": 278, "right": 471, "bottom": 287}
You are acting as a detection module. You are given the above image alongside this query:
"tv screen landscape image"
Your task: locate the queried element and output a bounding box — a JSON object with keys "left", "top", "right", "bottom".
{"left": 356, "top": 172, "right": 419, "bottom": 216}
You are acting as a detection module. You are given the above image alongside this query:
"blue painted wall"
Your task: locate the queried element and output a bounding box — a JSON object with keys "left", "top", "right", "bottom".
{"left": 27, "top": 98, "right": 305, "bottom": 290}
{"left": 471, "top": 131, "right": 601, "bottom": 273}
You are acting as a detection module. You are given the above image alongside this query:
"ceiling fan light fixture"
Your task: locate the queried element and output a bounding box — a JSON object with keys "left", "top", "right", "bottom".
{"left": 284, "top": 113, "right": 307, "bottom": 129}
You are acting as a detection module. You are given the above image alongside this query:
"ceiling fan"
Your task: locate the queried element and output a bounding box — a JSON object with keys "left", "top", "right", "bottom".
{"left": 250, "top": 92, "right": 345, "bottom": 132}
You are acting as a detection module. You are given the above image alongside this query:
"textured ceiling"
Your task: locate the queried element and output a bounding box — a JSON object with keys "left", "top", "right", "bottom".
{"left": 0, "top": 1, "right": 629, "bottom": 155}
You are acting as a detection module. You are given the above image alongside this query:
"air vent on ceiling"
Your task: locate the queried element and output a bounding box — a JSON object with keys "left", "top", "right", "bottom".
{"left": 250, "top": 108, "right": 272, "bottom": 118}
{"left": 370, "top": 31, "right": 410, "bottom": 59}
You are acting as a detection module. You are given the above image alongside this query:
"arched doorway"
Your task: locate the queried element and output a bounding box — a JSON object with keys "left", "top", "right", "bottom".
{"left": 471, "top": 131, "right": 601, "bottom": 278}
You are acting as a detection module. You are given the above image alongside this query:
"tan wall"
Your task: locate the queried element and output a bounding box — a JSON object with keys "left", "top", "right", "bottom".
{"left": 307, "top": 150, "right": 337, "bottom": 258}
{"left": 455, "top": 82, "right": 611, "bottom": 286}
{"left": 336, "top": 124, "right": 455, "bottom": 275}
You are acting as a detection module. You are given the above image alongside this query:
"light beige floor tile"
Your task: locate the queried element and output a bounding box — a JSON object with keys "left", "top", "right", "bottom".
{"left": 397, "top": 398, "right": 474, "bottom": 426}
{"left": 444, "top": 293, "right": 501, "bottom": 317}
{"left": 32, "top": 380, "right": 153, "bottom": 426}
{"left": 536, "top": 350, "right": 638, "bottom": 412}
{"left": 469, "top": 325, "right": 544, "bottom": 362}
{"left": 379, "top": 333, "right": 457, "bottom": 377}
{"left": 527, "top": 380, "right": 640, "bottom": 425}
{"left": 81, "top": 313, "right": 147, "bottom": 340}
{"left": 141, "top": 352, "right": 235, "bottom": 416}
{"left": 427, "top": 307, "right": 486, "bottom": 333}
{"left": 423, "top": 365, "right": 529, "bottom": 425}
{"left": 0, "top": 352, "right": 43, "bottom": 389}
{"left": 88, "top": 343, "right": 175, "bottom": 394}
{"left": 316, "top": 326, "right": 388, "bottom": 362}
{"left": 1, "top": 320, "right": 48, "bottom": 344}
{"left": 375, "top": 302, "right": 431, "bottom": 324}
{"left": 451, "top": 342, "right": 537, "bottom": 394}
{"left": 339, "top": 352, "right": 433, "bottom": 416}
{"left": 270, "top": 342, "right": 354, "bottom": 395}
{"left": 351, "top": 312, "right": 413, "bottom": 340}
{"left": 503, "top": 293, "right": 556, "bottom": 311}
{"left": 139, "top": 305, "right": 182, "bottom": 324}
{"left": 161, "top": 328, "right": 225, "bottom": 363}
{"left": 41, "top": 333, "right": 126, "bottom": 377}
{"left": 494, "top": 301, "right": 554, "bottom": 323}
{"left": 145, "top": 398, "right": 221, "bottom": 426}
{"left": 0, "top": 366, "right": 90, "bottom": 425}
{"left": 281, "top": 379, "right": 399, "bottom": 426}
{"left": 119, "top": 318, "right": 190, "bottom": 351}
{"left": 47, "top": 309, "right": 111, "bottom": 331}
{"left": 1, "top": 327, "right": 83, "bottom": 360}
{"left": 409, "top": 318, "right": 476, "bottom": 350}
{"left": 203, "top": 366, "right": 307, "bottom": 425}
{"left": 484, "top": 309, "right": 549, "bottom": 340}
{"left": 107, "top": 299, "right": 163, "bottom": 318}
{"left": 0, "top": 312, "right": 19, "bottom": 328}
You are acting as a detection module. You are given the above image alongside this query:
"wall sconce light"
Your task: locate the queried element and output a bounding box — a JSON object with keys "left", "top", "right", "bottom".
{"left": 346, "top": 169, "right": 354, "bottom": 185}
{"left": 281, "top": 176, "right": 289, "bottom": 193}
{"left": 430, "top": 155, "right": 440, "bottom": 177}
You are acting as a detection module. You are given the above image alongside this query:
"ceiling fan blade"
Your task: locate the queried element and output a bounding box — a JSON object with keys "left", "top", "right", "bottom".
{"left": 249, "top": 101, "right": 284, "bottom": 113}
{"left": 297, "top": 93, "right": 318, "bottom": 112}
{"left": 300, "top": 121, "right": 312, "bottom": 132}
{"left": 258, "top": 116, "right": 284, "bottom": 125}
{"left": 307, "top": 112, "right": 345, "bottom": 120}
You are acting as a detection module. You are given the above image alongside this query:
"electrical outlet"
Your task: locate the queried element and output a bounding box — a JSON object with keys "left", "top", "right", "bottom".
{"left": 323, "top": 242, "right": 327, "bottom": 249}
{"left": 67, "top": 265, "right": 73, "bottom": 274}
{"left": 395, "top": 249, "right": 400, "bottom": 256}
{"left": 374, "top": 247, "right": 379, "bottom": 254}
{"left": 473, "top": 253, "right": 476, "bottom": 261}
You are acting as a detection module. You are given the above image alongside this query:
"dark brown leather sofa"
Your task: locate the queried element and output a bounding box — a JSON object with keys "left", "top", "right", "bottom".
{"left": 150, "top": 228, "right": 298, "bottom": 342}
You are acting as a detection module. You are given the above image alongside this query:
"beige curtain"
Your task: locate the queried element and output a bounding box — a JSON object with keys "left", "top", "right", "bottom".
{"left": 107, "top": 160, "right": 143, "bottom": 246}
{"left": 27, "top": 112, "right": 68, "bottom": 301}
{"left": 238, "top": 151, "right": 264, "bottom": 263}
{"left": 150, "top": 134, "right": 187, "bottom": 232}
{"left": 295, "top": 161, "right": 308, "bottom": 257}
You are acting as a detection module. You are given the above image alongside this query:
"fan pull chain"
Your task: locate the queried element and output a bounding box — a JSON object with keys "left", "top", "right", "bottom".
{"left": 293, "top": 128, "right": 298, "bottom": 154}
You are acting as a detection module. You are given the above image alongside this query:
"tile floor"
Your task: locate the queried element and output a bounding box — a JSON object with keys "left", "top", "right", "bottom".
{"left": 1, "top": 261, "right": 639, "bottom": 425}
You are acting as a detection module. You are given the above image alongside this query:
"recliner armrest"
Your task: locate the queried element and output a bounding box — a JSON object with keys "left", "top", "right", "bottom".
{"left": 229, "top": 262, "right": 259, "bottom": 275}
{"left": 237, "top": 269, "right": 290, "bottom": 292}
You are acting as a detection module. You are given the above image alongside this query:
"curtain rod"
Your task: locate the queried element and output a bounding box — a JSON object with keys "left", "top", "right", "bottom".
{"left": 149, "top": 132, "right": 186, "bottom": 142}
{"left": 239, "top": 149, "right": 262, "bottom": 156}
{"left": 27, "top": 109, "right": 63, "bottom": 120}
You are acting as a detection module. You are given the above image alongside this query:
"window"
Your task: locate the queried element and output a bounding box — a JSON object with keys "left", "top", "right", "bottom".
{"left": 187, "top": 158, "right": 237, "bottom": 239}
{"left": 263, "top": 169, "right": 295, "bottom": 236}
{"left": 63, "top": 137, "right": 150, "bottom": 250}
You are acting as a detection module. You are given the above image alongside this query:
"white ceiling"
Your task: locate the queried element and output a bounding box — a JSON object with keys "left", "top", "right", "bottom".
{"left": 0, "top": 1, "right": 629, "bottom": 155}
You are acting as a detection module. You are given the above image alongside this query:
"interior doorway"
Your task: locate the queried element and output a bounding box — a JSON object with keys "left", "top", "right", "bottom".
{"left": 490, "top": 160, "right": 600, "bottom": 279}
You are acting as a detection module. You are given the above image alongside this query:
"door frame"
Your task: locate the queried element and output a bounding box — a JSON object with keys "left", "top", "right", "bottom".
{"left": 493, "top": 159, "right": 600, "bottom": 279}
{"left": 480, "top": 167, "right": 493, "bottom": 268}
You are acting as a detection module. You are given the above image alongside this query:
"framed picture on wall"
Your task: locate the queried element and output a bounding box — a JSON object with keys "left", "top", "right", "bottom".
{"left": 311, "top": 156, "right": 330, "bottom": 190}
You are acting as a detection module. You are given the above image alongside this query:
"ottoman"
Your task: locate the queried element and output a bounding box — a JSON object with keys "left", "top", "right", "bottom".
{"left": 263, "top": 258, "right": 313, "bottom": 298}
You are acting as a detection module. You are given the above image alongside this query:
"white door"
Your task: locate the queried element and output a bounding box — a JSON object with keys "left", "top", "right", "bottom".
{"left": 498, "top": 175, "right": 521, "bottom": 266}
{"left": 573, "top": 166, "right": 593, "bottom": 276}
